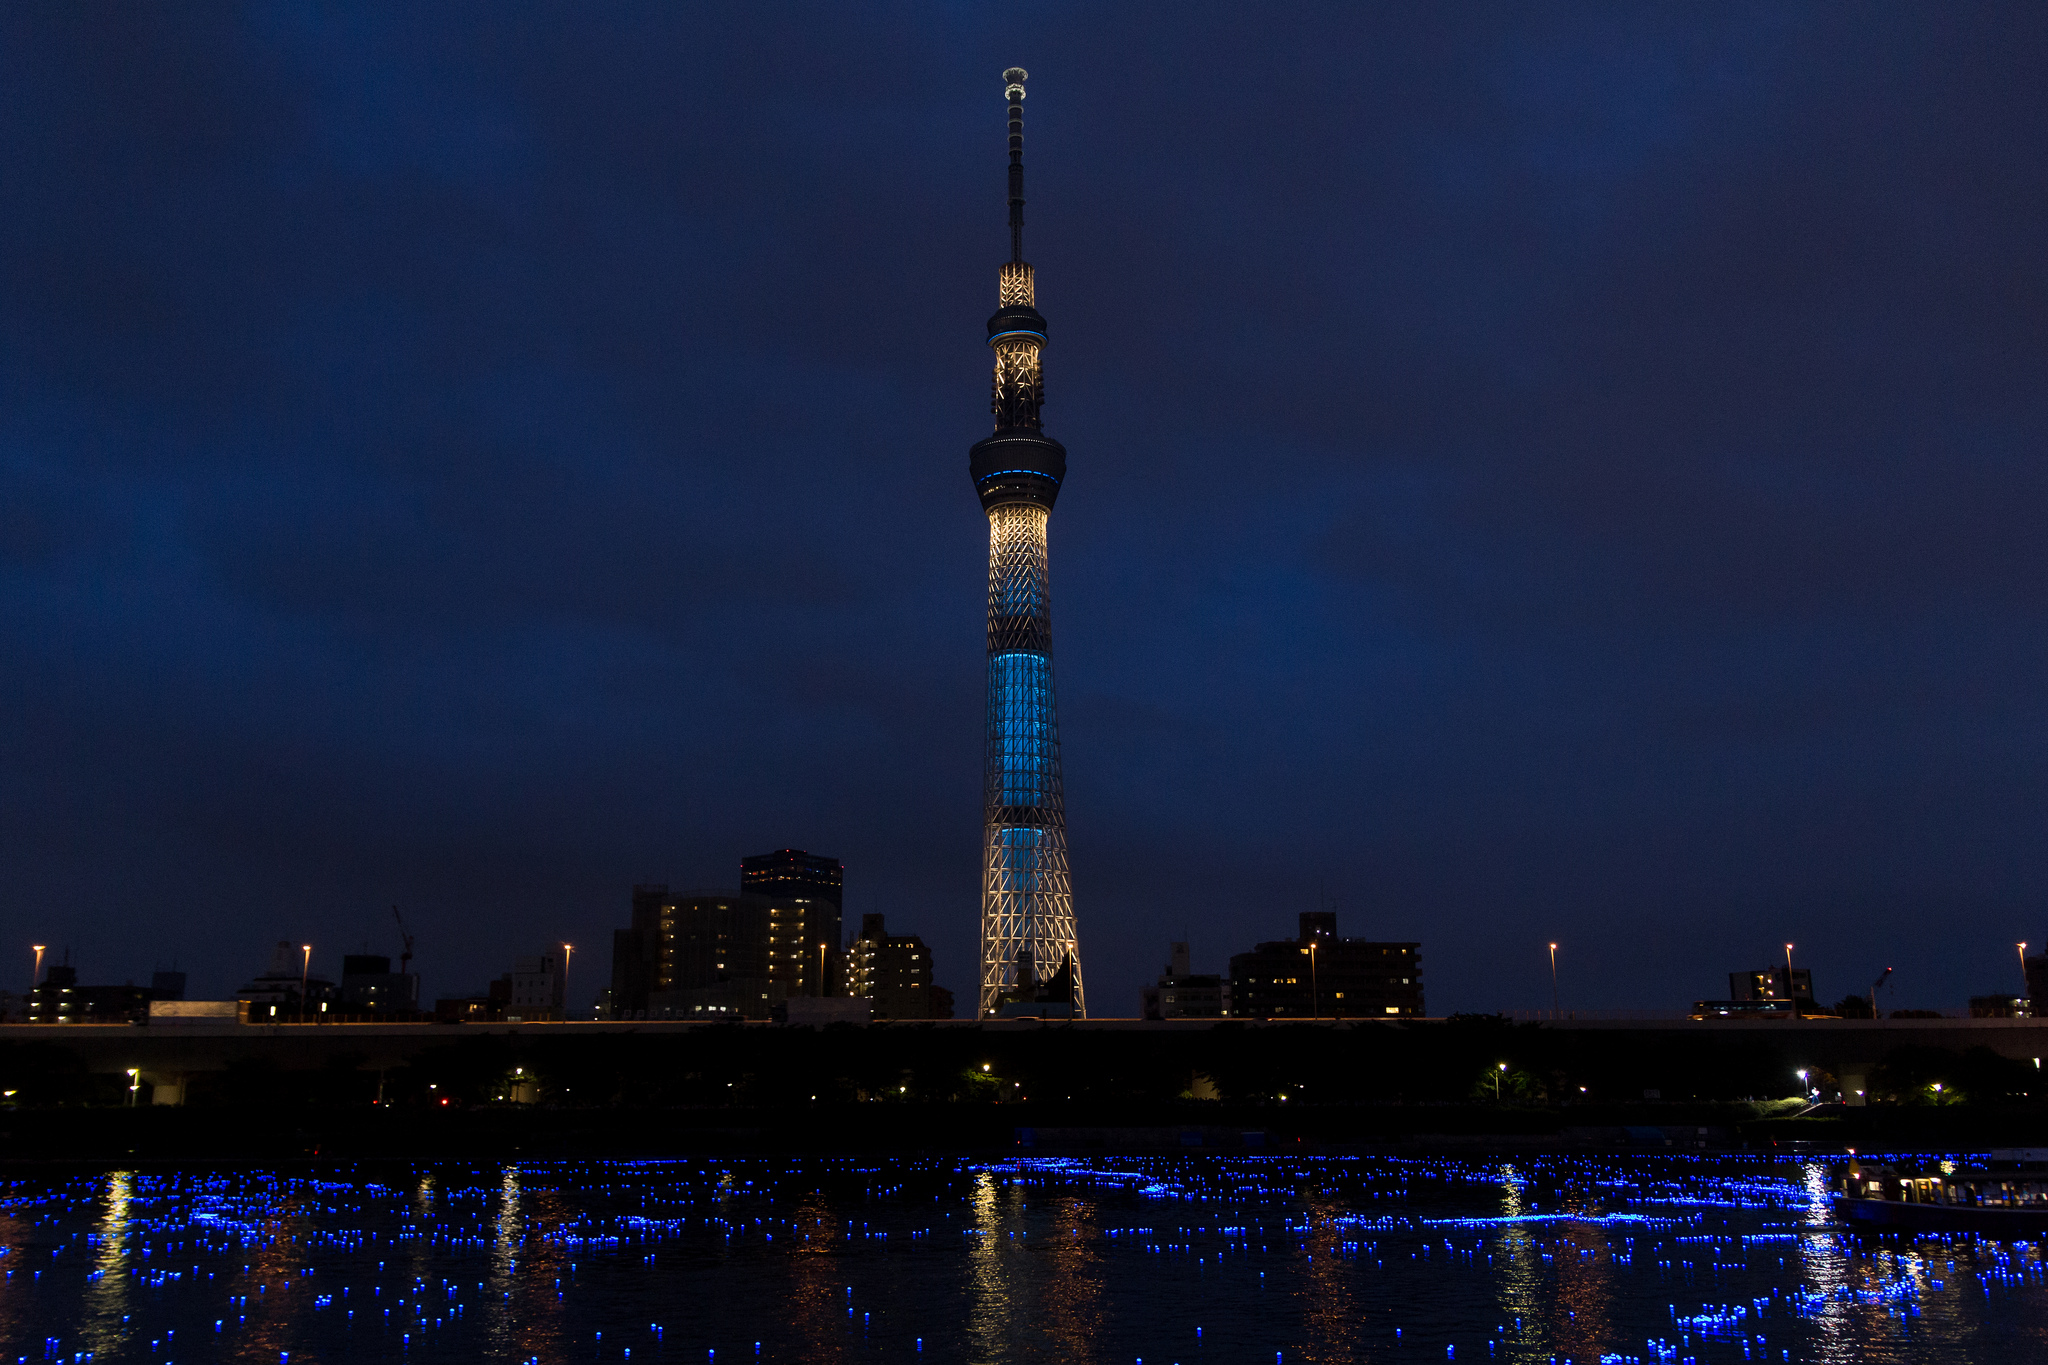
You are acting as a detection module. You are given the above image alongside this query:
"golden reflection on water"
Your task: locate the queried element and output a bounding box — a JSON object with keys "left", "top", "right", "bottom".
{"left": 1296, "top": 1189, "right": 1362, "bottom": 1364}
{"left": 230, "top": 1176, "right": 313, "bottom": 1363}
{"left": 1550, "top": 1183, "right": 1614, "bottom": 1361}
{"left": 783, "top": 1191, "right": 851, "bottom": 1363}
{"left": 1797, "top": 1160, "right": 1862, "bottom": 1364}
{"left": 81, "top": 1170, "right": 134, "bottom": 1359}
{"left": 1492, "top": 1163, "right": 1550, "bottom": 1361}
{"left": 1032, "top": 1194, "right": 1103, "bottom": 1365}
{"left": 966, "top": 1172, "right": 1105, "bottom": 1364}
{"left": 967, "top": 1171, "right": 1014, "bottom": 1363}
{"left": 484, "top": 1164, "right": 573, "bottom": 1362}
{"left": 484, "top": 1163, "right": 521, "bottom": 1352}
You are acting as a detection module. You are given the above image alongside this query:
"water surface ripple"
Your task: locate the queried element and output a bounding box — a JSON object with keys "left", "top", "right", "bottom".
{"left": 3, "top": 1153, "right": 2044, "bottom": 1363}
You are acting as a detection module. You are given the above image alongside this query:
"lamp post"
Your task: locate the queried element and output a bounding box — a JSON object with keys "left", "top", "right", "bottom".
{"left": 1783, "top": 943, "right": 1796, "bottom": 1011}
{"left": 31, "top": 944, "right": 45, "bottom": 995}
{"left": 1548, "top": 942, "right": 1559, "bottom": 1020}
{"left": 818, "top": 942, "right": 828, "bottom": 998}
{"left": 1308, "top": 940, "right": 1319, "bottom": 1020}
{"left": 1493, "top": 1061, "right": 1507, "bottom": 1102}
{"left": 299, "top": 944, "right": 312, "bottom": 1024}
{"left": 126, "top": 1068, "right": 140, "bottom": 1107}
{"left": 2019, "top": 942, "right": 2031, "bottom": 1015}
{"left": 561, "top": 942, "right": 573, "bottom": 1021}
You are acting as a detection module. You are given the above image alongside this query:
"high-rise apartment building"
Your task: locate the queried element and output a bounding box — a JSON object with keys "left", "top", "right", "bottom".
{"left": 971, "top": 69, "right": 1085, "bottom": 1018}
{"left": 606, "top": 883, "right": 837, "bottom": 1019}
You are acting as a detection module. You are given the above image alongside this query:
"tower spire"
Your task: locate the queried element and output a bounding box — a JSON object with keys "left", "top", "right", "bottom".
{"left": 969, "top": 67, "right": 1084, "bottom": 1020}
{"left": 1004, "top": 68, "right": 1027, "bottom": 262}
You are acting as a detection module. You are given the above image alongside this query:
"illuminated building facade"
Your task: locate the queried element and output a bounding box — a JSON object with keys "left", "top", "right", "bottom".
{"left": 972, "top": 68, "right": 1085, "bottom": 1018}
{"left": 844, "top": 913, "right": 935, "bottom": 1019}
{"left": 606, "top": 883, "right": 836, "bottom": 1019}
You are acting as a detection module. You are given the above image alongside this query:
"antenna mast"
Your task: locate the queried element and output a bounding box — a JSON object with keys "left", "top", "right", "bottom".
{"left": 1004, "top": 67, "right": 1027, "bottom": 263}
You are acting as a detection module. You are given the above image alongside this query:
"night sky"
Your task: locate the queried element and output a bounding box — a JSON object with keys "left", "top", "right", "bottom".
{"left": 6, "top": 4, "right": 2047, "bottom": 1017}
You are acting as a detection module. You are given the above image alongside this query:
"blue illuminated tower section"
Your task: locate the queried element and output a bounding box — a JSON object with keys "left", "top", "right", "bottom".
{"left": 970, "top": 68, "right": 1085, "bottom": 1019}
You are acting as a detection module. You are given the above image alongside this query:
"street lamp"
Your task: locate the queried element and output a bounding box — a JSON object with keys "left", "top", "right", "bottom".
{"left": 1493, "top": 1061, "right": 1508, "bottom": 1102}
{"left": 818, "top": 943, "right": 829, "bottom": 998}
{"left": 126, "top": 1068, "right": 139, "bottom": 1107}
{"left": 2019, "top": 942, "right": 2031, "bottom": 1014}
{"left": 1308, "top": 940, "right": 1319, "bottom": 1020}
{"left": 1548, "top": 943, "right": 1559, "bottom": 1020}
{"left": 300, "top": 944, "right": 312, "bottom": 1024}
{"left": 31, "top": 944, "right": 45, "bottom": 995}
{"left": 1783, "top": 943, "right": 1796, "bottom": 1011}
{"left": 561, "top": 942, "right": 574, "bottom": 1021}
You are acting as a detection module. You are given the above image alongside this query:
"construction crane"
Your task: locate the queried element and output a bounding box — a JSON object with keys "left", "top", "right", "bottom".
{"left": 391, "top": 905, "right": 415, "bottom": 977}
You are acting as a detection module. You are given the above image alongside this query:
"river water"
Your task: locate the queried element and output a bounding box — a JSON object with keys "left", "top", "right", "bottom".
{"left": 3, "top": 1152, "right": 2044, "bottom": 1363}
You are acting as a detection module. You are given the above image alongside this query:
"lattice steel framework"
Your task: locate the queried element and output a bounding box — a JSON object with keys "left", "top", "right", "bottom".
{"left": 970, "top": 68, "right": 1086, "bottom": 1018}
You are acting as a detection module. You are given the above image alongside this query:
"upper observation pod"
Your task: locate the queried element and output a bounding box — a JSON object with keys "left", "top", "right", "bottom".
{"left": 969, "top": 66, "right": 1067, "bottom": 514}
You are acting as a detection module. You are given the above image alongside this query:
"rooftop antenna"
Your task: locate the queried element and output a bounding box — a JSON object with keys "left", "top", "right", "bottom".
{"left": 1004, "top": 67, "right": 1027, "bottom": 263}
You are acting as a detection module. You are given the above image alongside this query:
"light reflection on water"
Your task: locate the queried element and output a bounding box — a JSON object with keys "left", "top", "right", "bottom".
{"left": 3, "top": 1154, "right": 2047, "bottom": 1363}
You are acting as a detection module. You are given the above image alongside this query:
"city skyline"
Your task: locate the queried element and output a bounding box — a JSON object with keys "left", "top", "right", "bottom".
{"left": 5, "top": 6, "right": 2047, "bottom": 1017}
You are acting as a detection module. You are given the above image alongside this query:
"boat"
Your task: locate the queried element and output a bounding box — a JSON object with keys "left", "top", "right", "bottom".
{"left": 1835, "top": 1149, "right": 2048, "bottom": 1234}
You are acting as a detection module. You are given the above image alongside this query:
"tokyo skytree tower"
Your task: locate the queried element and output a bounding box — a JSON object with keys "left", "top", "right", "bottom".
{"left": 970, "top": 68, "right": 1086, "bottom": 1019}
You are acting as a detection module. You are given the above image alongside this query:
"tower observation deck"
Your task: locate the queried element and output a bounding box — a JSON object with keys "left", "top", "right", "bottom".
{"left": 970, "top": 68, "right": 1085, "bottom": 1019}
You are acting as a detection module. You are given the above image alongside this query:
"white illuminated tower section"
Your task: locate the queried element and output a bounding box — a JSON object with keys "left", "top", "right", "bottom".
{"left": 971, "top": 68, "right": 1085, "bottom": 1019}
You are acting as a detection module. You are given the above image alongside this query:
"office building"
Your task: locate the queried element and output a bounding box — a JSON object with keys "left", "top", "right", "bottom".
{"left": 1228, "top": 913, "right": 1424, "bottom": 1019}
{"left": 970, "top": 69, "right": 1086, "bottom": 1019}
{"left": 844, "top": 913, "right": 935, "bottom": 1019}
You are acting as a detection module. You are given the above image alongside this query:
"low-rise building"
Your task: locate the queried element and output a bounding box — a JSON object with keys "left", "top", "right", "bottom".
{"left": 340, "top": 955, "right": 420, "bottom": 1013}
{"left": 26, "top": 965, "right": 155, "bottom": 1024}
{"left": 1141, "top": 942, "right": 1229, "bottom": 1019}
{"left": 28, "top": 961, "right": 187, "bottom": 1024}
{"left": 236, "top": 941, "right": 338, "bottom": 1021}
{"left": 503, "top": 953, "right": 565, "bottom": 1021}
{"left": 1691, "top": 966, "right": 1820, "bottom": 1020}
